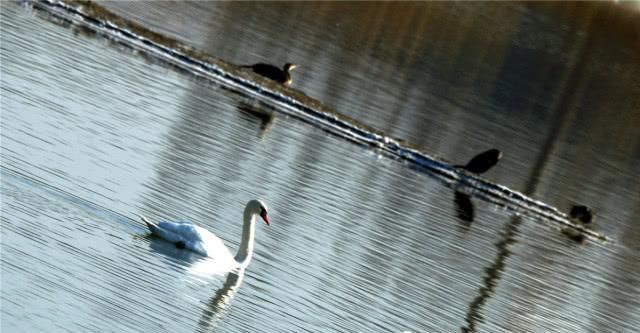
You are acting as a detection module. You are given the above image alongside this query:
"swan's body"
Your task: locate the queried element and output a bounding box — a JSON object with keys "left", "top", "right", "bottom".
{"left": 141, "top": 200, "right": 270, "bottom": 269}
{"left": 144, "top": 221, "right": 233, "bottom": 258}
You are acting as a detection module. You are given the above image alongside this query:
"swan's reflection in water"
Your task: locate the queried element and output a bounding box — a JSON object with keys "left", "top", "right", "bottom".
{"left": 187, "top": 256, "right": 238, "bottom": 278}
{"left": 146, "top": 237, "right": 246, "bottom": 332}
{"left": 197, "top": 269, "right": 245, "bottom": 332}
{"left": 144, "top": 226, "right": 247, "bottom": 330}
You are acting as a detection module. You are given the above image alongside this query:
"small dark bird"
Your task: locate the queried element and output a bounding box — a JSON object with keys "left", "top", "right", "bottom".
{"left": 455, "top": 149, "right": 502, "bottom": 174}
{"left": 241, "top": 63, "right": 297, "bottom": 86}
{"left": 563, "top": 205, "right": 596, "bottom": 243}
{"left": 569, "top": 205, "right": 595, "bottom": 225}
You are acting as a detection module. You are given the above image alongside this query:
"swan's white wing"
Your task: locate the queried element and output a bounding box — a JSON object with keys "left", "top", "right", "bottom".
{"left": 157, "top": 221, "right": 203, "bottom": 241}
{"left": 193, "top": 225, "right": 234, "bottom": 260}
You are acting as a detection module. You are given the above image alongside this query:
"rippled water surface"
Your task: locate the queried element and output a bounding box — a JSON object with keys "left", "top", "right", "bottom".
{"left": 2, "top": 2, "right": 639, "bottom": 332}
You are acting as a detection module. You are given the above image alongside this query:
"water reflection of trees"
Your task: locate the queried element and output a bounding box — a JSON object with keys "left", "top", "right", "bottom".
{"left": 101, "top": 1, "right": 640, "bottom": 331}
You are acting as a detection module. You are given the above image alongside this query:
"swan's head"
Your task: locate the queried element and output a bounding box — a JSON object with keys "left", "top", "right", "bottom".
{"left": 247, "top": 199, "right": 270, "bottom": 226}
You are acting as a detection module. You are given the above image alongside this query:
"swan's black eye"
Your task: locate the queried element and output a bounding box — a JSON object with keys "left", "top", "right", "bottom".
{"left": 260, "top": 207, "right": 267, "bottom": 215}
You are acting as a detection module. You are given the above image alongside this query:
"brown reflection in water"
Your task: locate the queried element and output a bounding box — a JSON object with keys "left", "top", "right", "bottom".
{"left": 461, "top": 6, "right": 599, "bottom": 331}
{"left": 461, "top": 216, "right": 521, "bottom": 333}
{"left": 236, "top": 101, "right": 276, "bottom": 136}
{"left": 100, "top": 0, "right": 640, "bottom": 188}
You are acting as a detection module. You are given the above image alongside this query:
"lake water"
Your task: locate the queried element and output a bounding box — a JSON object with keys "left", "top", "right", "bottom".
{"left": 2, "top": 1, "right": 639, "bottom": 332}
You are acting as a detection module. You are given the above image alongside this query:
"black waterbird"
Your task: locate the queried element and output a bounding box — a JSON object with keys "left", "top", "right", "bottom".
{"left": 241, "top": 63, "right": 297, "bottom": 86}
{"left": 569, "top": 205, "right": 595, "bottom": 225}
{"left": 563, "top": 204, "right": 596, "bottom": 243}
{"left": 455, "top": 149, "right": 502, "bottom": 174}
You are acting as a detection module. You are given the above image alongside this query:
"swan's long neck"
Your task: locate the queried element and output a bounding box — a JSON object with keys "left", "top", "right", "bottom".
{"left": 234, "top": 208, "right": 257, "bottom": 266}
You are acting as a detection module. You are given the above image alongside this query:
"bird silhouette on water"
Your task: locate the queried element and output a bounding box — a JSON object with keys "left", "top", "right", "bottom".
{"left": 569, "top": 205, "right": 595, "bottom": 225}
{"left": 450, "top": 149, "right": 501, "bottom": 226}
{"left": 241, "top": 63, "right": 297, "bottom": 86}
{"left": 455, "top": 149, "right": 502, "bottom": 174}
{"left": 563, "top": 204, "right": 596, "bottom": 243}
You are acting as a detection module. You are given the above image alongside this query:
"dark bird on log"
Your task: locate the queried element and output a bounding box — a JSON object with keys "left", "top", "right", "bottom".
{"left": 569, "top": 205, "right": 595, "bottom": 225}
{"left": 563, "top": 205, "right": 596, "bottom": 243}
{"left": 241, "top": 63, "right": 297, "bottom": 86}
{"left": 455, "top": 149, "right": 502, "bottom": 174}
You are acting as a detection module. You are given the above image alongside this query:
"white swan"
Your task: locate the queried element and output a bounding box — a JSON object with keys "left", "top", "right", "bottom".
{"left": 140, "top": 199, "right": 270, "bottom": 269}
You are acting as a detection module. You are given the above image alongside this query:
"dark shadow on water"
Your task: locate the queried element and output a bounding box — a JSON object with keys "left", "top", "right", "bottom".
{"left": 236, "top": 101, "right": 276, "bottom": 136}
{"left": 461, "top": 216, "right": 523, "bottom": 333}
{"left": 453, "top": 190, "right": 475, "bottom": 227}
{"left": 219, "top": 84, "right": 278, "bottom": 136}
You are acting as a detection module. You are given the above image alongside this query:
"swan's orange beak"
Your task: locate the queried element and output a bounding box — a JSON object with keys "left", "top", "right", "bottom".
{"left": 260, "top": 211, "right": 270, "bottom": 226}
